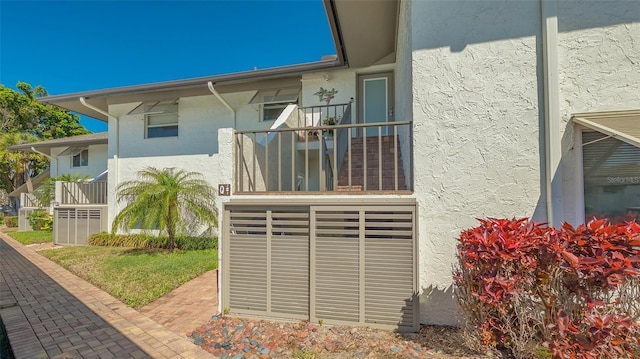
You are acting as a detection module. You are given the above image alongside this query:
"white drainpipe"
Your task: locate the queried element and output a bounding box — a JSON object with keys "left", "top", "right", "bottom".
{"left": 541, "top": 0, "right": 563, "bottom": 226}
{"left": 208, "top": 81, "right": 236, "bottom": 129}
{"left": 79, "top": 97, "right": 119, "bottom": 226}
{"left": 30, "top": 146, "right": 57, "bottom": 177}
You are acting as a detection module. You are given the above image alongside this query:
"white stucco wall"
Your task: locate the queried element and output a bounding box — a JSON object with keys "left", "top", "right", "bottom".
{"left": 556, "top": 1, "right": 640, "bottom": 225}
{"left": 410, "top": 0, "right": 543, "bottom": 325}
{"left": 408, "top": 0, "right": 640, "bottom": 326}
{"left": 107, "top": 98, "right": 235, "bottom": 230}
{"left": 50, "top": 144, "right": 108, "bottom": 179}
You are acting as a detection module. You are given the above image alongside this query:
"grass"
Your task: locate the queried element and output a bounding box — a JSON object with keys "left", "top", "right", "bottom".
{"left": 2, "top": 229, "right": 52, "bottom": 245}
{"left": 39, "top": 246, "right": 218, "bottom": 309}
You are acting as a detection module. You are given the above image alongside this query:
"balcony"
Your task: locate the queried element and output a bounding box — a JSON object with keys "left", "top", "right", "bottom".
{"left": 57, "top": 181, "right": 108, "bottom": 205}
{"left": 234, "top": 103, "right": 412, "bottom": 194}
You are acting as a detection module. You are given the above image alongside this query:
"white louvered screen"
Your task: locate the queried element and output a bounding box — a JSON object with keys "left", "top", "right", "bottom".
{"left": 310, "top": 206, "right": 418, "bottom": 331}
{"left": 228, "top": 209, "right": 268, "bottom": 313}
{"left": 364, "top": 210, "right": 417, "bottom": 330}
{"left": 224, "top": 202, "right": 417, "bottom": 331}
{"left": 270, "top": 209, "right": 309, "bottom": 318}
{"left": 54, "top": 206, "right": 106, "bottom": 246}
{"left": 312, "top": 210, "right": 360, "bottom": 322}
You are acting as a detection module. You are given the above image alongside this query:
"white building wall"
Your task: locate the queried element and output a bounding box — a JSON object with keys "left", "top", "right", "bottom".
{"left": 107, "top": 97, "right": 235, "bottom": 231}
{"left": 50, "top": 144, "right": 108, "bottom": 180}
{"left": 556, "top": 2, "right": 640, "bottom": 225}
{"left": 410, "top": 0, "right": 543, "bottom": 325}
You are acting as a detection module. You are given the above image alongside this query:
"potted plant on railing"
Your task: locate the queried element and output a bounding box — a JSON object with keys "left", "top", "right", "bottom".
{"left": 314, "top": 87, "right": 339, "bottom": 138}
{"left": 322, "top": 116, "right": 339, "bottom": 138}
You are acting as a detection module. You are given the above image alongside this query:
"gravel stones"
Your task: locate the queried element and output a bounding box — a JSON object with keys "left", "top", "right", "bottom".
{"left": 189, "top": 315, "right": 492, "bottom": 358}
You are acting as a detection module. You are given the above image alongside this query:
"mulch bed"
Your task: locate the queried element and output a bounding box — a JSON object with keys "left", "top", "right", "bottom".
{"left": 189, "top": 315, "right": 493, "bottom": 358}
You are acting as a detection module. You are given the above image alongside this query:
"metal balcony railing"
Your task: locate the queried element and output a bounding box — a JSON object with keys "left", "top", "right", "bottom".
{"left": 59, "top": 181, "right": 108, "bottom": 205}
{"left": 20, "top": 193, "right": 44, "bottom": 208}
{"left": 234, "top": 119, "right": 412, "bottom": 194}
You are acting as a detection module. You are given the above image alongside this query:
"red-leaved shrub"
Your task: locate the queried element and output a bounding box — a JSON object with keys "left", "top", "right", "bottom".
{"left": 454, "top": 218, "right": 640, "bottom": 359}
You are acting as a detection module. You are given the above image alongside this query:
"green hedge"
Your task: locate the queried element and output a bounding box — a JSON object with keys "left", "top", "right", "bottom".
{"left": 3, "top": 216, "right": 18, "bottom": 228}
{"left": 88, "top": 232, "right": 217, "bottom": 250}
{"left": 27, "top": 210, "right": 53, "bottom": 231}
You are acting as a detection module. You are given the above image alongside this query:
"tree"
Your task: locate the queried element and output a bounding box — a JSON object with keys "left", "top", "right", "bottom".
{"left": 112, "top": 167, "right": 218, "bottom": 249}
{"left": 0, "top": 82, "right": 89, "bottom": 195}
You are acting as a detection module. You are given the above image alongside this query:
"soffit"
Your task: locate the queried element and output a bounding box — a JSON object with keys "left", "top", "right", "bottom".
{"left": 39, "top": 62, "right": 340, "bottom": 122}
{"left": 572, "top": 110, "right": 640, "bottom": 149}
{"left": 8, "top": 132, "right": 108, "bottom": 155}
{"left": 333, "top": 0, "right": 399, "bottom": 67}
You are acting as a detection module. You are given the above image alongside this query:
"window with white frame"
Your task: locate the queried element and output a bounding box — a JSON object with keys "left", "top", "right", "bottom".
{"left": 249, "top": 88, "right": 300, "bottom": 122}
{"left": 582, "top": 131, "right": 640, "bottom": 223}
{"left": 72, "top": 149, "right": 89, "bottom": 167}
{"left": 127, "top": 100, "right": 179, "bottom": 139}
{"left": 145, "top": 102, "right": 178, "bottom": 138}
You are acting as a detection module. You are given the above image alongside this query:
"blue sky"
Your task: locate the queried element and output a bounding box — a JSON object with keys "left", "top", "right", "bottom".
{"left": 0, "top": 0, "right": 335, "bottom": 132}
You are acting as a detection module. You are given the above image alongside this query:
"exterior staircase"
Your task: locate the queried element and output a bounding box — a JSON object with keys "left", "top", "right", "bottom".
{"left": 336, "top": 135, "right": 407, "bottom": 191}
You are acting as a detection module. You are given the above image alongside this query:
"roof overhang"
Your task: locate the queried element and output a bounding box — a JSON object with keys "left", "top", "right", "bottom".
{"left": 40, "top": 60, "right": 343, "bottom": 122}
{"left": 8, "top": 132, "right": 108, "bottom": 155}
{"left": 572, "top": 110, "right": 640, "bottom": 148}
{"left": 8, "top": 169, "right": 50, "bottom": 197}
{"left": 331, "top": 0, "right": 399, "bottom": 67}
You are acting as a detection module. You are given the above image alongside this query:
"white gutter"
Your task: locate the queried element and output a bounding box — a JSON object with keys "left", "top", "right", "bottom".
{"left": 30, "top": 146, "right": 57, "bottom": 177}
{"left": 208, "top": 81, "right": 237, "bottom": 129}
{"left": 541, "top": 0, "right": 563, "bottom": 226}
{"left": 79, "top": 97, "right": 120, "bottom": 226}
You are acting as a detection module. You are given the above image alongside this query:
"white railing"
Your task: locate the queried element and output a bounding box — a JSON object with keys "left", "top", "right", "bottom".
{"left": 58, "top": 181, "right": 108, "bottom": 205}
{"left": 20, "top": 193, "right": 44, "bottom": 208}
{"left": 234, "top": 120, "right": 412, "bottom": 193}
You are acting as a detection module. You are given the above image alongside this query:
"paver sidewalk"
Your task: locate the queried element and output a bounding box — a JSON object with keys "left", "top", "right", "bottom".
{"left": 140, "top": 270, "right": 218, "bottom": 336}
{"left": 0, "top": 232, "right": 216, "bottom": 359}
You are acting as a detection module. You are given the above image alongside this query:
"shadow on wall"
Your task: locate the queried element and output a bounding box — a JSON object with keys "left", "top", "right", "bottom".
{"left": 420, "top": 285, "right": 458, "bottom": 326}
{"left": 412, "top": 0, "right": 639, "bottom": 52}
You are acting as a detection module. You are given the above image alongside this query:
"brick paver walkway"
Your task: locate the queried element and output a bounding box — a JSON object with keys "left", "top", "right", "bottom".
{"left": 140, "top": 270, "right": 218, "bottom": 336}
{"left": 0, "top": 233, "right": 216, "bottom": 359}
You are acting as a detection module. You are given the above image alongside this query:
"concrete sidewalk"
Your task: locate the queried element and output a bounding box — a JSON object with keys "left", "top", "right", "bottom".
{"left": 0, "top": 232, "right": 216, "bottom": 359}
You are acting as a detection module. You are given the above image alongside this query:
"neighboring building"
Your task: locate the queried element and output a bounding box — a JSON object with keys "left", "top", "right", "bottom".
{"left": 9, "top": 132, "right": 109, "bottom": 242}
{"left": 36, "top": 0, "right": 639, "bottom": 329}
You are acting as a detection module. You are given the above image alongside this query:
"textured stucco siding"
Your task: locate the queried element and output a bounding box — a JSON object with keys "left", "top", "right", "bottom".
{"left": 50, "top": 144, "right": 108, "bottom": 179}
{"left": 107, "top": 98, "right": 234, "bottom": 230}
{"left": 556, "top": 1, "right": 640, "bottom": 225}
{"left": 410, "top": 0, "right": 543, "bottom": 325}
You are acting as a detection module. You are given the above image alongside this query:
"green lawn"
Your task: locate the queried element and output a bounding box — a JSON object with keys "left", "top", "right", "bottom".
{"left": 3, "top": 229, "right": 53, "bottom": 245}
{"left": 39, "top": 246, "right": 218, "bottom": 309}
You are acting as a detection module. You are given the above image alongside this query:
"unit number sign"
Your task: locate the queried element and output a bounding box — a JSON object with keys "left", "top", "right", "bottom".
{"left": 218, "top": 184, "right": 231, "bottom": 196}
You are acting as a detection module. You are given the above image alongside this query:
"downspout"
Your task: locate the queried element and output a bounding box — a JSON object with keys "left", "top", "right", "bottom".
{"left": 207, "top": 81, "right": 236, "bottom": 129}
{"left": 30, "top": 146, "right": 57, "bottom": 177}
{"left": 207, "top": 81, "right": 235, "bottom": 315}
{"left": 541, "top": 0, "right": 563, "bottom": 226}
{"left": 79, "top": 97, "right": 119, "bottom": 226}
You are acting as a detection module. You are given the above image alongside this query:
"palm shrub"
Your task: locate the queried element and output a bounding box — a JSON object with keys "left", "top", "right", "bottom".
{"left": 112, "top": 167, "right": 218, "bottom": 249}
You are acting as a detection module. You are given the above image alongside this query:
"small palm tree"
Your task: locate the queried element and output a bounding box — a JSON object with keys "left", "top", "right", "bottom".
{"left": 112, "top": 167, "right": 218, "bottom": 249}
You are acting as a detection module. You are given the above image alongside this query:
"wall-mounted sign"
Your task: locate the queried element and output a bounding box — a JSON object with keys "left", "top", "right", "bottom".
{"left": 218, "top": 184, "right": 231, "bottom": 196}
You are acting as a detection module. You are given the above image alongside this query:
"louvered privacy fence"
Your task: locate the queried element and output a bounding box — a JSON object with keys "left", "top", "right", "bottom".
{"left": 54, "top": 206, "right": 108, "bottom": 245}
{"left": 223, "top": 201, "right": 418, "bottom": 331}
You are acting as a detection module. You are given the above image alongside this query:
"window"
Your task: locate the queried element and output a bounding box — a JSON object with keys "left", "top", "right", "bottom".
{"left": 72, "top": 149, "right": 89, "bottom": 167}
{"left": 262, "top": 103, "right": 290, "bottom": 122}
{"left": 249, "top": 87, "right": 300, "bottom": 122}
{"left": 145, "top": 103, "right": 178, "bottom": 138}
{"left": 582, "top": 132, "right": 640, "bottom": 223}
